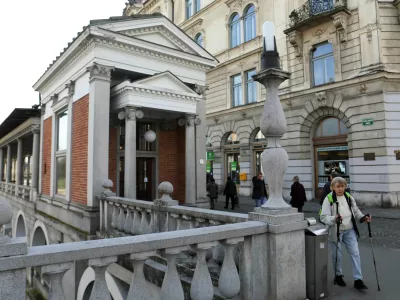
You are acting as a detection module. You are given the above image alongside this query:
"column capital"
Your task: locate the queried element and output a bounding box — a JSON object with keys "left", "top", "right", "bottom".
{"left": 186, "top": 114, "right": 197, "bottom": 126}
{"left": 32, "top": 125, "right": 40, "bottom": 134}
{"left": 87, "top": 62, "right": 114, "bottom": 82}
{"left": 65, "top": 80, "right": 75, "bottom": 97}
{"left": 41, "top": 103, "right": 46, "bottom": 116}
{"left": 122, "top": 107, "right": 144, "bottom": 121}
{"left": 194, "top": 84, "right": 209, "bottom": 96}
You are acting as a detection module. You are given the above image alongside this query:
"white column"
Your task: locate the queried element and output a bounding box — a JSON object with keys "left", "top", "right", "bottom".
{"left": 0, "top": 148, "right": 4, "bottom": 181}
{"left": 16, "top": 138, "right": 23, "bottom": 186}
{"left": 31, "top": 127, "right": 40, "bottom": 189}
{"left": 6, "top": 144, "right": 12, "bottom": 183}
{"left": 124, "top": 107, "right": 137, "bottom": 199}
{"left": 87, "top": 63, "right": 114, "bottom": 207}
{"left": 185, "top": 115, "right": 196, "bottom": 205}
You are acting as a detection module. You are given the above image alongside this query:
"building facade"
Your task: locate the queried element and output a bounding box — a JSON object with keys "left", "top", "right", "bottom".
{"left": 126, "top": 0, "right": 400, "bottom": 207}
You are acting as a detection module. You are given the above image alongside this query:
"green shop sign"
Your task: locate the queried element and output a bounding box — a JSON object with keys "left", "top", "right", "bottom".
{"left": 362, "top": 118, "right": 374, "bottom": 126}
{"left": 206, "top": 152, "right": 214, "bottom": 161}
{"left": 317, "top": 146, "right": 348, "bottom": 152}
{"left": 206, "top": 161, "right": 212, "bottom": 173}
{"left": 231, "top": 161, "right": 237, "bottom": 171}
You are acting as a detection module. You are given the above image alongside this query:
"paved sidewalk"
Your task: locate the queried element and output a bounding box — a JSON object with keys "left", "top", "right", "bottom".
{"left": 215, "top": 195, "right": 400, "bottom": 219}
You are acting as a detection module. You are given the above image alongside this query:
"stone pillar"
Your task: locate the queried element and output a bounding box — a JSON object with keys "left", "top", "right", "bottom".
{"left": 16, "top": 139, "right": 23, "bottom": 186}
{"left": 239, "top": 144, "right": 251, "bottom": 196}
{"left": 87, "top": 63, "right": 114, "bottom": 207}
{"left": 31, "top": 126, "right": 40, "bottom": 190}
{"left": 6, "top": 144, "right": 12, "bottom": 183}
{"left": 185, "top": 115, "right": 196, "bottom": 205}
{"left": 124, "top": 107, "right": 137, "bottom": 199}
{"left": 0, "top": 148, "right": 4, "bottom": 182}
{"left": 212, "top": 148, "right": 223, "bottom": 188}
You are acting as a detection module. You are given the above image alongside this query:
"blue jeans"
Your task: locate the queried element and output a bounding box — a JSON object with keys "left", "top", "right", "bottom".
{"left": 329, "top": 229, "right": 363, "bottom": 280}
{"left": 255, "top": 196, "right": 267, "bottom": 207}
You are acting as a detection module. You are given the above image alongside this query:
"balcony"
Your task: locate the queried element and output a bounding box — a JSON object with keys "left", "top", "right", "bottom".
{"left": 285, "top": 0, "right": 349, "bottom": 34}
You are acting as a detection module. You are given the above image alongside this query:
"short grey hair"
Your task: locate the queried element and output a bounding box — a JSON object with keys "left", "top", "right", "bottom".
{"left": 293, "top": 176, "right": 300, "bottom": 182}
{"left": 331, "top": 177, "right": 348, "bottom": 189}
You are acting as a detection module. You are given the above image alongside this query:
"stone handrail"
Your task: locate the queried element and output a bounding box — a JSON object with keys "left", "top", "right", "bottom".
{"left": 100, "top": 195, "right": 248, "bottom": 237}
{"left": 0, "top": 182, "right": 32, "bottom": 201}
{"left": 0, "top": 221, "right": 268, "bottom": 300}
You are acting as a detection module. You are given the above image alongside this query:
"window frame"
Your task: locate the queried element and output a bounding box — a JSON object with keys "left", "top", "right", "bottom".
{"left": 194, "top": 33, "right": 203, "bottom": 47}
{"left": 231, "top": 73, "right": 243, "bottom": 107}
{"left": 245, "top": 69, "right": 257, "bottom": 104}
{"left": 186, "top": 0, "right": 193, "bottom": 19}
{"left": 311, "top": 42, "right": 335, "bottom": 87}
{"left": 55, "top": 109, "right": 68, "bottom": 196}
{"left": 194, "top": 0, "right": 201, "bottom": 14}
{"left": 244, "top": 4, "right": 256, "bottom": 42}
{"left": 230, "top": 13, "right": 241, "bottom": 48}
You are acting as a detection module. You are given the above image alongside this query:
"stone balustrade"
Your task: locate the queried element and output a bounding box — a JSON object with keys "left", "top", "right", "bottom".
{"left": 0, "top": 221, "right": 268, "bottom": 300}
{"left": 99, "top": 181, "right": 248, "bottom": 238}
{"left": 0, "top": 182, "right": 33, "bottom": 202}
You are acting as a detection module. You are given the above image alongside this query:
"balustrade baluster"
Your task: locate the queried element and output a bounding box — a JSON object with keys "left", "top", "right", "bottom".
{"left": 110, "top": 202, "right": 118, "bottom": 229}
{"left": 117, "top": 206, "right": 125, "bottom": 231}
{"left": 171, "top": 213, "right": 182, "bottom": 230}
{"left": 89, "top": 256, "right": 117, "bottom": 300}
{"left": 147, "top": 209, "right": 154, "bottom": 233}
{"left": 190, "top": 242, "right": 217, "bottom": 300}
{"left": 131, "top": 208, "right": 141, "bottom": 235}
{"left": 182, "top": 215, "right": 195, "bottom": 229}
{"left": 41, "top": 262, "right": 73, "bottom": 300}
{"left": 218, "top": 238, "right": 243, "bottom": 299}
{"left": 139, "top": 209, "right": 149, "bottom": 235}
{"left": 127, "top": 251, "right": 156, "bottom": 299}
{"left": 124, "top": 206, "right": 133, "bottom": 233}
{"left": 160, "top": 247, "right": 187, "bottom": 300}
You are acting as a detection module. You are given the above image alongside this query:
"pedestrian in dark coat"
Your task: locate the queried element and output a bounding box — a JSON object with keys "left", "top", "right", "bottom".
{"left": 290, "top": 176, "right": 307, "bottom": 212}
{"left": 252, "top": 172, "right": 268, "bottom": 207}
{"left": 320, "top": 175, "right": 333, "bottom": 205}
{"left": 223, "top": 176, "right": 237, "bottom": 210}
{"left": 206, "top": 178, "right": 218, "bottom": 210}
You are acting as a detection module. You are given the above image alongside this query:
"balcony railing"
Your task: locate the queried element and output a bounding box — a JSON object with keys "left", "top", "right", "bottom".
{"left": 289, "top": 0, "right": 347, "bottom": 28}
{"left": 0, "top": 182, "right": 32, "bottom": 201}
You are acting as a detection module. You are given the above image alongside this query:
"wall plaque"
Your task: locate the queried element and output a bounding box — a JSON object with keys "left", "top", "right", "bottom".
{"left": 364, "top": 153, "right": 376, "bottom": 161}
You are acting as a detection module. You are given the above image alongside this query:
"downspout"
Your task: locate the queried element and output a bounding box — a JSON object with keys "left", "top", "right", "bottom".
{"left": 171, "top": 0, "right": 175, "bottom": 23}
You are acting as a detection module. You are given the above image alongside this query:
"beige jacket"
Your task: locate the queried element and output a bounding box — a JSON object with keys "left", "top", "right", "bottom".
{"left": 320, "top": 193, "right": 365, "bottom": 242}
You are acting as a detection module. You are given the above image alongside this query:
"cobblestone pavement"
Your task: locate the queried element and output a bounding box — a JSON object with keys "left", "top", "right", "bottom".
{"left": 215, "top": 195, "right": 400, "bottom": 250}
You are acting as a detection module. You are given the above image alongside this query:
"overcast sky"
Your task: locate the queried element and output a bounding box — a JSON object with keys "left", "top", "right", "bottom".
{"left": 0, "top": 1, "right": 124, "bottom": 123}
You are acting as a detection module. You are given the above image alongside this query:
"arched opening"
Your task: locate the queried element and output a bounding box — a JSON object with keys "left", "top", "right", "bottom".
{"left": 15, "top": 214, "right": 26, "bottom": 237}
{"left": 244, "top": 4, "right": 256, "bottom": 42}
{"left": 252, "top": 129, "right": 267, "bottom": 175}
{"left": 313, "top": 117, "right": 349, "bottom": 198}
{"left": 32, "top": 226, "right": 47, "bottom": 246}
{"left": 230, "top": 13, "right": 241, "bottom": 48}
{"left": 224, "top": 132, "right": 240, "bottom": 187}
{"left": 194, "top": 32, "right": 203, "bottom": 47}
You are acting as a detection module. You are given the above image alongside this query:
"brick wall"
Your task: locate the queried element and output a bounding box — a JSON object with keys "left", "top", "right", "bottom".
{"left": 158, "top": 122, "right": 186, "bottom": 203}
{"left": 41, "top": 117, "right": 52, "bottom": 195}
{"left": 71, "top": 95, "right": 89, "bottom": 205}
{"left": 108, "top": 127, "right": 118, "bottom": 193}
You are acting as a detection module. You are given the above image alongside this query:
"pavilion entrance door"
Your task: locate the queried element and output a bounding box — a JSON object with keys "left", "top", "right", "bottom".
{"left": 136, "top": 157, "right": 154, "bottom": 201}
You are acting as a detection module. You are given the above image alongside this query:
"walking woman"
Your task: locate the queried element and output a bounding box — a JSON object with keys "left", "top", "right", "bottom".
{"left": 223, "top": 176, "right": 237, "bottom": 210}
{"left": 290, "top": 176, "right": 307, "bottom": 212}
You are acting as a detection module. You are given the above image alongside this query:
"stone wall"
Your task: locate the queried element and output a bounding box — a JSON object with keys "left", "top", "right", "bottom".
{"left": 41, "top": 117, "right": 52, "bottom": 196}
{"left": 71, "top": 95, "right": 89, "bottom": 205}
{"left": 380, "top": 2, "right": 400, "bottom": 73}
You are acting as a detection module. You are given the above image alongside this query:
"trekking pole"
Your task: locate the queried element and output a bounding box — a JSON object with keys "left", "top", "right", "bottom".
{"left": 368, "top": 222, "right": 381, "bottom": 291}
{"left": 334, "top": 203, "right": 341, "bottom": 285}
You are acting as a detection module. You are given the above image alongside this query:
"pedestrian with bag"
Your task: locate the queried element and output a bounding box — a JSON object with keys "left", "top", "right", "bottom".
{"left": 252, "top": 172, "right": 268, "bottom": 207}
{"left": 290, "top": 176, "right": 307, "bottom": 212}
{"left": 206, "top": 178, "right": 218, "bottom": 210}
{"left": 223, "top": 176, "right": 237, "bottom": 210}
{"left": 320, "top": 177, "right": 371, "bottom": 290}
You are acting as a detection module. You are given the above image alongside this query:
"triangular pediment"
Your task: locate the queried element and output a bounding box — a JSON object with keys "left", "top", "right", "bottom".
{"left": 92, "top": 16, "right": 215, "bottom": 60}
{"left": 132, "top": 71, "right": 198, "bottom": 95}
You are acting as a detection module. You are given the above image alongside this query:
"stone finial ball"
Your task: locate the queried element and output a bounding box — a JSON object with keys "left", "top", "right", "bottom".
{"left": 103, "top": 179, "right": 114, "bottom": 189}
{"left": 158, "top": 181, "right": 173, "bottom": 195}
{"left": 0, "top": 199, "right": 13, "bottom": 226}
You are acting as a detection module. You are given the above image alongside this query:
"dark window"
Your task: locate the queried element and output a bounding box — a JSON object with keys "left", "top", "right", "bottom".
{"left": 244, "top": 5, "right": 256, "bottom": 42}
{"left": 230, "top": 13, "right": 241, "bottom": 48}
{"left": 311, "top": 42, "right": 335, "bottom": 86}
{"left": 245, "top": 69, "right": 257, "bottom": 103}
